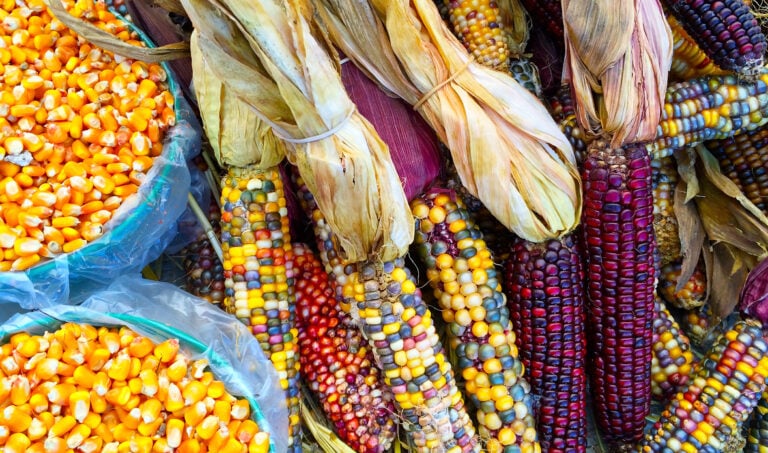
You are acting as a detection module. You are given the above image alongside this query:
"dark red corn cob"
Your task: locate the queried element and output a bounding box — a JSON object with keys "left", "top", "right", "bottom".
{"left": 503, "top": 234, "right": 588, "bottom": 453}
{"left": 581, "top": 139, "right": 656, "bottom": 445}
{"left": 292, "top": 243, "right": 397, "bottom": 453}
{"left": 663, "top": 0, "right": 767, "bottom": 73}
{"left": 519, "top": 0, "right": 564, "bottom": 51}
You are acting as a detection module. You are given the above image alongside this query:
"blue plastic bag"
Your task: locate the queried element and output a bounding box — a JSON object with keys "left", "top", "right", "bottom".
{"left": 0, "top": 46, "right": 200, "bottom": 308}
{"left": 0, "top": 276, "right": 289, "bottom": 453}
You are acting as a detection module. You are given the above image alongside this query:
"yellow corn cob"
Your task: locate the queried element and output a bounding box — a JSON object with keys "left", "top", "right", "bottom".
{"left": 443, "top": 0, "right": 510, "bottom": 70}
{"left": 669, "top": 15, "right": 729, "bottom": 81}
{"left": 652, "top": 155, "right": 682, "bottom": 267}
{"left": 220, "top": 165, "right": 300, "bottom": 452}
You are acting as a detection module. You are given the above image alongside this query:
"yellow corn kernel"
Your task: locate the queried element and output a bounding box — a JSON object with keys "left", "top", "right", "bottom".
{"left": 87, "top": 348, "right": 110, "bottom": 371}
{"left": 127, "top": 336, "right": 153, "bottom": 358}
{"left": 10, "top": 375, "right": 31, "bottom": 405}
{"left": 153, "top": 339, "right": 179, "bottom": 363}
{"left": 27, "top": 416, "right": 48, "bottom": 440}
{"left": 47, "top": 382, "right": 76, "bottom": 405}
{"left": 113, "top": 183, "right": 138, "bottom": 198}
{"left": 250, "top": 432, "right": 270, "bottom": 453}
{"left": 165, "top": 418, "right": 184, "bottom": 448}
{"left": 137, "top": 416, "right": 163, "bottom": 437}
{"left": 196, "top": 414, "right": 220, "bottom": 440}
{"left": 28, "top": 392, "right": 49, "bottom": 413}
{"left": 182, "top": 380, "right": 207, "bottom": 406}
{"left": 166, "top": 357, "right": 187, "bottom": 382}
{"left": 93, "top": 422, "right": 114, "bottom": 443}
{"left": 164, "top": 382, "right": 184, "bottom": 412}
{"left": 232, "top": 399, "right": 250, "bottom": 420}
{"left": 78, "top": 436, "right": 103, "bottom": 453}
{"left": 105, "top": 385, "right": 131, "bottom": 407}
{"left": 138, "top": 398, "right": 163, "bottom": 425}
{"left": 178, "top": 438, "right": 202, "bottom": 453}
{"left": 207, "top": 380, "right": 226, "bottom": 399}
{"left": 128, "top": 377, "right": 143, "bottom": 395}
{"left": 90, "top": 391, "right": 108, "bottom": 414}
{"left": 82, "top": 412, "right": 101, "bottom": 430}
{"left": 93, "top": 371, "right": 110, "bottom": 396}
{"left": 2, "top": 405, "right": 32, "bottom": 433}
{"left": 66, "top": 423, "right": 91, "bottom": 449}
{"left": 69, "top": 390, "right": 91, "bottom": 423}
{"left": 112, "top": 423, "right": 135, "bottom": 443}
{"left": 138, "top": 369, "right": 158, "bottom": 397}
{"left": 52, "top": 216, "right": 79, "bottom": 228}
{"left": 49, "top": 414, "right": 77, "bottom": 437}
{"left": 5, "top": 432, "right": 32, "bottom": 453}
{"left": 184, "top": 400, "right": 207, "bottom": 427}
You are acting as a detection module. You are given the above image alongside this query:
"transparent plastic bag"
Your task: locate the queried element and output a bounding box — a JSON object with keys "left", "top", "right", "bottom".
{"left": 0, "top": 276, "right": 289, "bottom": 453}
{"left": 0, "top": 63, "right": 200, "bottom": 308}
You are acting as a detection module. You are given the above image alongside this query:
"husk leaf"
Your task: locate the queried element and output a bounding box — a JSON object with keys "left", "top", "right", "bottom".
{"left": 496, "top": 0, "right": 530, "bottom": 57}
{"left": 563, "top": 0, "right": 672, "bottom": 146}
{"left": 180, "top": 0, "right": 413, "bottom": 263}
{"left": 672, "top": 176, "right": 706, "bottom": 294}
{"left": 315, "top": 0, "right": 582, "bottom": 242}
{"left": 190, "top": 32, "right": 286, "bottom": 169}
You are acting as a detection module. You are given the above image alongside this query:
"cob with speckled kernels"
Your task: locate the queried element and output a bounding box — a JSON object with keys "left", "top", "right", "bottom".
{"left": 658, "top": 260, "right": 708, "bottom": 310}
{"left": 442, "top": 0, "right": 510, "bottom": 70}
{"left": 582, "top": 139, "right": 656, "bottom": 445}
{"left": 411, "top": 189, "right": 540, "bottom": 452}
{"left": 547, "top": 85, "right": 590, "bottom": 166}
{"left": 745, "top": 391, "right": 768, "bottom": 452}
{"left": 220, "top": 166, "right": 301, "bottom": 452}
{"left": 647, "top": 71, "right": 768, "bottom": 160}
{"left": 292, "top": 172, "right": 480, "bottom": 452}
{"left": 292, "top": 243, "right": 397, "bottom": 453}
{"left": 668, "top": 15, "right": 729, "bottom": 81}
{"left": 652, "top": 155, "right": 682, "bottom": 267}
{"left": 503, "top": 234, "right": 587, "bottom": 453}
{"left": 705, "top": 127, "right": 768, "bottom": 215}
{"left": 640, "top": 319, "right": 768, "bottom": 452}
{"left": 651, "top": 297, "right": 696, "bottom": 400}
{"left": 181, "top": 198, "right": 227, "bottom": 309}
{"left": 662, "top": 0, "right": 767, "bottom": 74}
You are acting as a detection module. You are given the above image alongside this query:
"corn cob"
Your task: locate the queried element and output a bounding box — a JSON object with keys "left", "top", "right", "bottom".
{"left": 518, "top": 0, "right": 564, "bottom": 50}
{"left": 508, "top": 58, "right": 544, "bottom": 99}
{"left": 658, "top": 260, "right": 708, "bottom": 310}
{"left": 582, "top": 139, "right": 656, "bottom": 445}
{"left": 663, "top": 0, "right": 766, "bottom": 74}
{"left": 442, "top": 0, "right": 510, "bottom": 70}
{"left": 680, "top": 304, "right": 735, "bottom": 351}
{"left": 547, "top": 85, "right": 590, "bottom": 167}
{"left": 411, "top": 189, "right": 539, "bottom": 452}
{"left": 669, "top": 15, "right": 730, "bottom": 81}
{"left": 652, "top": 155, "right": 683, "bottom": 267}
{"left": 220, "top": 166, "right": 301, "bottom": 452}
{"left": 181, "top": 198, "right": 226, "bottom": 309}
{"left": 648, "top": 72, "right": 768, "bottom": 160}
{"left": 706, "top": 127, "right": 768, "bottom": 214}
{"left": 292, "top": 243, "right": 397, "bottom": 453}
{"left": 745, "top": 390, "right": 768, "bottom": 452}
{"left": 652, "top": 297, "right": 696, "bottom": 400}
{"left": 291, "top": 171, "right": 480, "bottom": 452}
{"left": 502, "top": 234, "right": 588, "bottom": 453}
{"left": 641, "top": 318, "right": 768, "bottom": 452}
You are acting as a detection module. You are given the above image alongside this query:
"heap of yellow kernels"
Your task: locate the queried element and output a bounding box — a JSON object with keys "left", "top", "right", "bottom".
{"left": 0, "top": 0, "right": 174, "bottom": 270}
{"left": 0, "top": 323, "right": 270, "bottom": 452}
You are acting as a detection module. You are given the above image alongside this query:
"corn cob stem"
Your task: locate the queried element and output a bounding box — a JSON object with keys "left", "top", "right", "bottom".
{"left": 648, "top": 72, "right": 768, "bottom": 160}
{"left": 291, "top": 172, "right": 480, "bottom": 452}
{"left": 411, "top": 189, "right": 540, "bottom": 452}
{"left": 503, "top": 234, "right": 588, "bottom": 453}
{"left": 641, "top": 318, "right": 768, "bottom": 452}
{"left": 582, "top": 140, "right": 656, "bottom": 445}
{"left": 705, "top": 127, "right": 768, "bottom": 215}
{"left": 220, "top": 165, "right": 300, "bottom": 452}
{"left": 292, "top": 243, "right": 397, "bottom": 453}
{"left": 651, "top": 297, "right": 696, "bottom": 400}
{"left": 663, "top": 0, "right": 767, "bottom": 74}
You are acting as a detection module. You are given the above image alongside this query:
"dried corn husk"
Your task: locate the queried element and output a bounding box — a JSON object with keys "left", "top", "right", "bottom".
{"left": 316, "top": 0, "right": 581, "bottom": 243}
{"left": 179, "top": 0, "right": 413, "bottom": 263}
{"left": 497, "top": 0, "right": 531, "bottom": 57}
{"left": 563, "top": 0, "right": 672, "bottom": 147}
{"left": 190, "top": 32, "right": 286, "bottom": 169}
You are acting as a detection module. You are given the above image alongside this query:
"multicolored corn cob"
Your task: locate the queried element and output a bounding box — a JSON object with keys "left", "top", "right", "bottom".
{"left": 680, "top": 304, "right": 733, "bottom": 351}
{"left": 181, "top": 198, "right": 227, "bottom": 309}
{"left": 745, "top": 391, "right": 768, "bottom": 452}
{"left": 652, "top": 155, "right": 682, "bottom": 267}
{"left": 582, "top": 140, "right": 656, "bottom": 445}
{"left": 706, "top": 127, "right": 768, "bottom": 214}
{"left": 651, "top": 297, "right": 696, "bottom": 400}
{"left": 669, "top": 15, "right": 729, "bottom": 81}
{"left": 291, "top": 171, "right": 480, "bottom": 452}
{"left": 547, "top": 85, "right": 590, "bottom": 166}
{"left": 503, "top": 234, "right": 587, "bottom": 453}
{"left": 663, "top": 0, "right": 767, "bottom": 73}
{"left": 292, "top": 243, "right": 397, "bottom": 453}
{"left": 220, "top": 165, "right": 301, "bottom": 452}
{"left": 518, "top": 0, "right": 564, "bottom": 50}
{"left": 442, "top": 0, "right": 510, "bottom": 70}
{"left": 411, "top": 189, "right": 539, "bottom": 452}
{"left": 647, "top": 72, "right": 768, "bottom": 160}
{"left": 658, "top": 260, "right": 708, "bottom": 310}
{"left": 640, "top": 319, "right": 768, "bottom": 452}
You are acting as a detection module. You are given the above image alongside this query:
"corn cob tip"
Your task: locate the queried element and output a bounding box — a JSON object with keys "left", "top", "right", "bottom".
{"left": 658, "top": 261, "right": 707, "bottom": 310}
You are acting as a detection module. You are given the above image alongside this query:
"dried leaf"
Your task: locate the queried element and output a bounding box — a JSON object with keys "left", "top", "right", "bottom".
{"left": 497, "top": 0, "right": 530, "bottom": 57}
{"left": 673, "top": 178, "right": 706, "bottom": 293}
{"left": 44, "top": 0, "right": 189, "bottom": 62}
{"left": 674, "top": 147, "right": 700, "bottom": 203}
{"left": 150, "top": 0, "right": 186, "bottom": 15}
{"left": 709, "top": 243, "right": 752, "bottom": 319}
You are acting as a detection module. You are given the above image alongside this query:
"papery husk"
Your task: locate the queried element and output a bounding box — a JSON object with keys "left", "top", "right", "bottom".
{"left": 190, "top": 32, "right": 286, "bottom": 169}
{"left": 673, "top": 145, "right": 768, "bottom": 319}
{"left": 563, "top": 0, "right": 672, "bottom": 147}
{"left": 315, "top": 0, "right": 581, "bottom": 243}
{"left": 180, "top": 0, "right": 413, "bottom": 263}
{"left": 497, "top": 0, "right": 531, "bottom": 57}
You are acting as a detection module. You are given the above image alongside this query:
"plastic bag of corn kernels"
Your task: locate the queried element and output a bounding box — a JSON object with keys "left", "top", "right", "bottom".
{"left": 0, "top": 275, "right": 289, "bottom": 453}
{"left": 0, "top": 24, "right": 200, "bottom": 308}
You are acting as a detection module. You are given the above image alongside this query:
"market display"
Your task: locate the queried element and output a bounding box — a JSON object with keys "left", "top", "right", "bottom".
{"left": 6, "top": 0, "right": 768, "bottom": 452}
